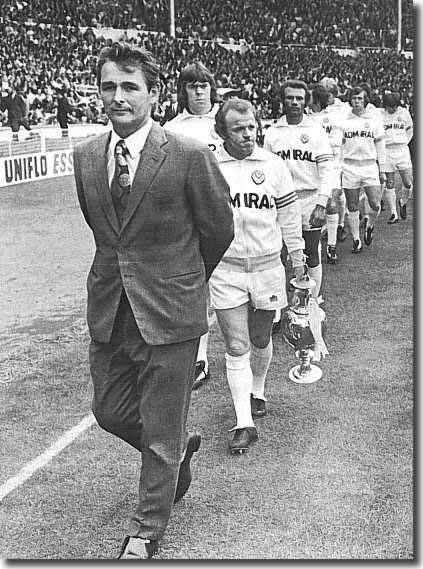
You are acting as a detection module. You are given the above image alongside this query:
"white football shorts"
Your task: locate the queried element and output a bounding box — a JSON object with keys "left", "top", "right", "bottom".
{"left": 342, "top": 159, "right": 380, "bottom": 189}
{"left": 385, "top": 144, "right": 412, "bottom": 172}
{"left": 209, "top": 260, "right": 287, "bottom": 311}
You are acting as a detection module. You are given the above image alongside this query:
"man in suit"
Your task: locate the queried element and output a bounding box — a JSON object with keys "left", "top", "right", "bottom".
{"left": 73, "top": 42, "right": 234, "bottom": 559}
{"left": 0, "top": 84, "right": 32, "bottom": 141}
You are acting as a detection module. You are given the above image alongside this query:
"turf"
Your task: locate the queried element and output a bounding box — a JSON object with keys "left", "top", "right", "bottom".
{"left": 0, "top": 176, "right": 413, "bottom": 559}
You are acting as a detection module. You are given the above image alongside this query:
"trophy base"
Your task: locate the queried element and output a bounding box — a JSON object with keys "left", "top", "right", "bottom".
{"left": 288, "top": 363, "right": 322, "bottom": 384}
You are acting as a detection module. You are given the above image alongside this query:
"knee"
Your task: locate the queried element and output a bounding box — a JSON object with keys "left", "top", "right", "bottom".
{"left": 226, "top": 339, "right": 250, "bottom": 357}
{"left": 326, "top": 198, "right": 338, "bottom": 215}
{"left": 250, "top": 331, "right": 271, "bottom": 350}
{"left": 92, "top": 404, "right": 127, "bottom": 438}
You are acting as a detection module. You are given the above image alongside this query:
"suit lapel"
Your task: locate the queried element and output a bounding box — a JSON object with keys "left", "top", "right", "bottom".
{"left": 120, "top": 123, "right": 167, "bottom": 232}
{"left": 91, "top": 131, "right": 120, "bottom": 234}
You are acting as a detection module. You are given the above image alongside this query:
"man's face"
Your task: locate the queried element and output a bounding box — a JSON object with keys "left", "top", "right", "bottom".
{"left": 186, "top": 81, "right": 212, "bottom": 115}
{"left": 99, "top": 61, "right": 158, "bottom": 137}
{"left": 283, "top": 87, "right": 306, "bottom": 121}
{"left": 222, "top": 109, "right": 256, "bottom": 160}
{"left": 351, "top": 91, "right": 366, "bottom": 115}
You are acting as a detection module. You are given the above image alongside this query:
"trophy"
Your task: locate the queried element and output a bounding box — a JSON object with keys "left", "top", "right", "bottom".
{"left": 281, "top": 265, "right": 328, "bottom": 384}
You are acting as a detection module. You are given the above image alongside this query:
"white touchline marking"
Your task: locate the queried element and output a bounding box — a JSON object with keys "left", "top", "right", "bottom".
{"left": 0, "top": 413, "right": 96, "bottom": 502}
{"left": 0, "top": 315, "right": 218, "bottom": 502}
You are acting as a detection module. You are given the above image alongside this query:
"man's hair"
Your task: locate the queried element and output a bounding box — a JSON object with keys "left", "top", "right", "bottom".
{"left": 349, "top": 86, "right": 369, "bottom": 106}
{"left": 311, "top": 85, "right": 330, "bottom": 110}
{"left": 96, "top": 42, "right": 161, "bottom": 91}
{"left": 280, "top": 79, "right": 311, "bottom": 106}
{"left": 177, "top": 62, "right": 218, "bottom": 111}
{"left": 214, "top": 97, "right": 258, "bottom": 138}
{"left": 382, "top": 91, "right": 401, "bottom": 108}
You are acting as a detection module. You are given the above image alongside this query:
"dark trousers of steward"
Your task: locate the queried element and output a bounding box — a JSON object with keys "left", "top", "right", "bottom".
{"left": 89, "top": 290, "right": 199, "bottom": 540}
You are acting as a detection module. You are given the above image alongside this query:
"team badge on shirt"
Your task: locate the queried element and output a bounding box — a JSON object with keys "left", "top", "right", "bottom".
{"left": 323, "top": 117, "right": 329, "bottom": 123}
{"left": 300, "top": 134, "right": 309, "bottom": 143}
{"left": 251, "top": 170, "right": 265, "bottom": 184}
{"left": 364, "top": 122, "right": 370, "bottom": 129}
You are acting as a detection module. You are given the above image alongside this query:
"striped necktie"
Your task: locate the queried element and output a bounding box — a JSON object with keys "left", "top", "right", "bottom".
{"left": 110, "top": 139, "right": 131, "bottom": 225}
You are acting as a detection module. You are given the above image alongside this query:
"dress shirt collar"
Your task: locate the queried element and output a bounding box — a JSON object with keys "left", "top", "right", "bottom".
{"left": 109, "top": 118, "right": 153, "bottom": 159}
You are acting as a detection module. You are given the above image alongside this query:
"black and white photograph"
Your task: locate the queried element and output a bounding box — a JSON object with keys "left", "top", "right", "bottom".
{"left": 0, "top": 0, "right": 415, "bottom": 560}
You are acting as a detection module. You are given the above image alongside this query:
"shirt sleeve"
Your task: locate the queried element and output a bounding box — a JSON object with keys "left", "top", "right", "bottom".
{"left": 274, "top": 161, "right": 305, "bottom": 254}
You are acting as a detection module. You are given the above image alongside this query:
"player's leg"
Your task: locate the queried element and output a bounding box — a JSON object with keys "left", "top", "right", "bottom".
{"left": 209, "top": 267, "right": 257, "bottom": 453}
{"left": 303, "top": 228, "right": 323, "bottom": 298}
{"left": 337, "top": 190, "right": 348, "bottom": 241}
{"left": 385, "top": 171, "right": 399, "bottom": 224}
{"left": 248, "top": 262, "right": 286, "bottom": 416}
{"left": 363, "top": 183, "right": 382, "bottom": 246}
{"left": 326, "top": 189, "right": 341, "bottom": 264}
{"left": 343, "top": 187, "right": 362, "bottom": 252}
{"left": 398, "top": 167, "right": 413, "bottom": 220}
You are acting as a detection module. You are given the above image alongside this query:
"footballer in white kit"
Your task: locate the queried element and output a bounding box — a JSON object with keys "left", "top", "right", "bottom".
{"left": 165, "top": 62, "right": 223, "bottom": 389}
{"left": 380, "top": 91, "right": 413, "bottom": 223}
{"left": 341, "top": 86, "right": 386, "bottom": 252}
{"left": 310, "top": 84, "right": 348, "bottom": 264}
{"left": 210, "top": 98, "right": 304, "bottom": 454}
{"left": 264, "top": 80, "right": 336, "bottom": 303}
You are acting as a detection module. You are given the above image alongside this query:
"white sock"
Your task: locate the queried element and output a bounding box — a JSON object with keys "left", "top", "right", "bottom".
{"left": 251, "top": 340, "right": 273, "bottom": 400}
{"left": 348, "top": 210, "right": 360, "bottom": 241}
{"left": 338, "top": 192, "right": 346, "bottom": 226}
{"left": 273, "top": 308, "right": 281, "bottom": 324}
{"left": 384, "top": 187, "right": 397, "bottom": 216}
{"left": 308, "top": 264, "right": 322, "bottom": 300}
{"left": 225, "top": 352, "right": 254, "bottom": 428}
{"left": 326, "top": 213, "right": 338, "bottom": 247}
{"left": 196, "top": 332, "right": 209, "bottom": 371}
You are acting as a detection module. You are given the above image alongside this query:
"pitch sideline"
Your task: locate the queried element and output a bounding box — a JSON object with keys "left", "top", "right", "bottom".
{"left": 0, "top": 413, "right": 96, "bottom": 502}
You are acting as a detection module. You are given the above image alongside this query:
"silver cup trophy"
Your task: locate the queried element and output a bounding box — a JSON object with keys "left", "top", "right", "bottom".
{"left": 281, "top": 265, "right": 327, "bottom": 384}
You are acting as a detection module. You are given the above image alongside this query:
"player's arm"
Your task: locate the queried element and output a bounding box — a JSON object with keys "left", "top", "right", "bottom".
{"left": 374, "top": 117, "right": 387, "bottom": 183}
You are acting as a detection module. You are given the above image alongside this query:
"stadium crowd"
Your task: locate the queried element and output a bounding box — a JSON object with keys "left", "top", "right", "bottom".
{"left": 2, "top": 0, "right": 413, "bottom": 49}
{"left": 0, "top": 19, "right": 413, "bottom": 128}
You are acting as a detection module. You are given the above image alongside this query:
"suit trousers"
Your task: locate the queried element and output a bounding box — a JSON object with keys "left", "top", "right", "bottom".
{"left": 89, "top": 291, "right": 199, "bottom": 540}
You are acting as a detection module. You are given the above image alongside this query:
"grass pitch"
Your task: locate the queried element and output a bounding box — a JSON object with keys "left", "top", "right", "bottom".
{"left": 0, "top": 176, "right": 413, "bottom": 559}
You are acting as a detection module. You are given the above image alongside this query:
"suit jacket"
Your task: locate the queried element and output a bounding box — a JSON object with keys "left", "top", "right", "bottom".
{"left": 1, "top": 94, "right": 27, "bottom": 122}
{"left": 73, "top": 122, "right": 234, "bottom": 345}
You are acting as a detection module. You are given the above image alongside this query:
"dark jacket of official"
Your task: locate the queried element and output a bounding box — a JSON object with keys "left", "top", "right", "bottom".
{"left": 73, "top": 121, "right": 234, "bottom": 345}
{"left": 0, "top": 93, "right": 27, "bottom": 122}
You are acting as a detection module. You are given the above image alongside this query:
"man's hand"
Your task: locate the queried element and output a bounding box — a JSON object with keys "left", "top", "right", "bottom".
{"left": 379, "top": 171, "right": 387, "bottom": 186}
{"left": 309, "top": 204, "right": 327, "bottom": 228}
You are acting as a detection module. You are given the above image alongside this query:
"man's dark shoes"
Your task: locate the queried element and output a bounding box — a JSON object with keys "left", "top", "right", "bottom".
{"left": 326, "top": 245, "right": 338, "bottom": 264}
{"left": 399, "top": 199, "right": 407, "bottom": 220}
{"left": 380, "top": 199, "right": 385, "bottom": 211}
{"left": 192, "top": 360, "right": 210, "bottom": 390}
{"left": 352, "top": 238, "right": 362, "bottom": 254}
{"left": 251, "top": 395, "right": 266, "bottom": 418}
{"left": 272, "top": 320, "right": 282, "bottom": 334}
{"left": 364, "top": 224, "right": 374, "bottom": 246}
{"left": 118, "top": 536, "right": 159, "bottom": 559}
{"left": 174, "top": 432, "right": 201, "bottom": 503}
{"left": 228, "top": 427, "right": 258, "bottom": 455}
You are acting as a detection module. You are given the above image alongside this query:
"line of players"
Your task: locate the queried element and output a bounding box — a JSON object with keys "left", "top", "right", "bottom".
{"left": 164, "top": 63, "right": 413, "bottom": 453}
